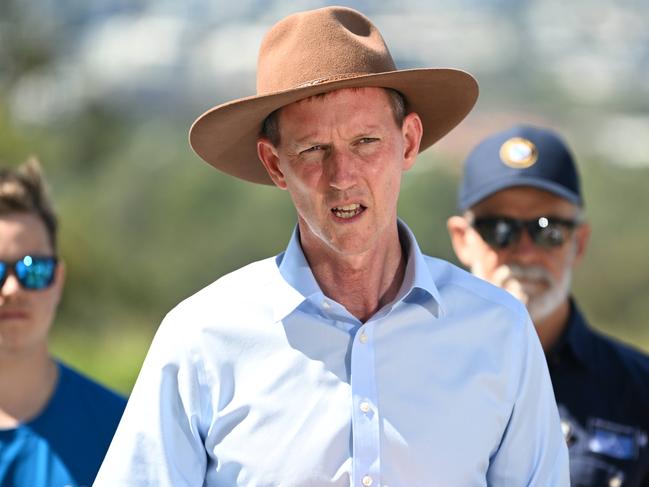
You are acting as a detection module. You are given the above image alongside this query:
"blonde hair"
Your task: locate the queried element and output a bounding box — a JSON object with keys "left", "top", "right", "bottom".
{"left": 0, "top": 157, "right": 58, "bottom": 251}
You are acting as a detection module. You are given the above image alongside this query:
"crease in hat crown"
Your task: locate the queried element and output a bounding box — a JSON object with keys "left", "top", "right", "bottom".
{"left": 256, "top": 7, "right": 396, "bottom": 95}
{"left": 189, "top": 5, "right": 479, "bottom": 185}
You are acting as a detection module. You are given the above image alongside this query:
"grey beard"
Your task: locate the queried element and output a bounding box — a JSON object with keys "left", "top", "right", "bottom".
{"left": 507, "top": 264, "right": 572, "bottom": 322}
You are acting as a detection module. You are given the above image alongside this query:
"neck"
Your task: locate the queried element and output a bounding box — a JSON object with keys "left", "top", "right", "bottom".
{"left": 534, "top": 299, "right": 571, "bottom": 352}
{"left": 301, "top": 224, "right": 406, "bottom": 323}
{"left": 0, "top": 346, "right": 58, "bottom": 428}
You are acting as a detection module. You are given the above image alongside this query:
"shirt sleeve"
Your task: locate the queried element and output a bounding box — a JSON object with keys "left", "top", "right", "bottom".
{"left": 486, "top": 314, "right": 570, "bottom": 486}
{"left": 93, "top": 312, "right": 209, "bottom": 487}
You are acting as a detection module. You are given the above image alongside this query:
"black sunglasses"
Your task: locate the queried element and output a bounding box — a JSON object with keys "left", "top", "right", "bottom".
{"left": 0, "top": 255, "right": 58, "bottom": 290}
{"left": 471, "top": 216, "right": 580, "bottom": 249}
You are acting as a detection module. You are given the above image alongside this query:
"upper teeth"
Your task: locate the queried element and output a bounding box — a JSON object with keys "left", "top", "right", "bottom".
{"left": 333, "top": 203, "right": 361, "bottom": 219}
{"left": 335, "top": 204, "right": 359, "bottom": 211}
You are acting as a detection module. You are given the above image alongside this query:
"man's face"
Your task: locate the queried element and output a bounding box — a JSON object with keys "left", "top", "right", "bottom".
{"left": 448, "top": 187, "right": 590, "bottom": 321}
{"left": 0, "top": 212, "right": 64, "bottom": 356}
{"left": 257, "top": 87, "right": 422, "bottom": 259}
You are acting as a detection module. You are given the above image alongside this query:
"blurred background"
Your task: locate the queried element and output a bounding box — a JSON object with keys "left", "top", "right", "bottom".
{"left": 1, "top": 0, "right": 647, "bottom": 394}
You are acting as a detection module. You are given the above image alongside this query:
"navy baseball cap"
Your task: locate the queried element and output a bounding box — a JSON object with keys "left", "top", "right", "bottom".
{"left": 458, "top": 125, "right": 583, "bottom": 211}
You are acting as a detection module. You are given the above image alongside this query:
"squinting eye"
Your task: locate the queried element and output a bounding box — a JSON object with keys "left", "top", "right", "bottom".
{"left": 358, "top": 137, "right": 378, "bottom": 144}
{"left": 300, "top": 145, "right": 324, "bottom": 155}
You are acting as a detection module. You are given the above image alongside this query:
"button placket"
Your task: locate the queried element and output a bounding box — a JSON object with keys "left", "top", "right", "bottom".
{"left": 351, "top": 323, "right": 381, "bottom": 487}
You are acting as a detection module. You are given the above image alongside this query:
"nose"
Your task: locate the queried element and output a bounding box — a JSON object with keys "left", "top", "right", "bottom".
{"left": 327, "top": 149, "right": 358, "bottom": 191}
{"left": 509, "top": 228, "right": 541, "bottom": 263}
{"left": 0, "top": 273, "right": 22, "bottom": 298}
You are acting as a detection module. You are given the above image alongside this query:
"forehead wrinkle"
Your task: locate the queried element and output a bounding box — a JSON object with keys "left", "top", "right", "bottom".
{"left": 279, "top": 87, "right": 394, "bottom": 143}
{"left": 282, "top": 111, "right": 391, "bottom": 148}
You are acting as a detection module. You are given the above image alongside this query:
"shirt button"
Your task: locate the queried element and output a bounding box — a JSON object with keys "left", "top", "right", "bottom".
{"left": 359, "top": 401, "right": 371, "bottom": 413}
{"left": 362, "top": 475, "right": 373, "bottom": 486}
{"left": 359, "top": 331, "right": 368, "bottom": 344}
{"left": 322, "top": 300, "right": 331, "bottom": 310}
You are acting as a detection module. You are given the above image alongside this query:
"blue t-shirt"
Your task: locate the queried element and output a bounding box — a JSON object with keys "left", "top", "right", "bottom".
{"left": 0, "top": 361, "right": 126, "bottom": 487}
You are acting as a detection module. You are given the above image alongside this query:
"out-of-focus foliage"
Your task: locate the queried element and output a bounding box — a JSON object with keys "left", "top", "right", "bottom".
{"left": 1, "top": 0, "right": 648, "bottom": 395}
{"left": 4, "top": 106, "right": 649, "bottom": 395}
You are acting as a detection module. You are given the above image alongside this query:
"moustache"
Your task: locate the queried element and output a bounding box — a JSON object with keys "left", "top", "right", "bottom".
{"left": 506, "top": 264, "right": 554, "bottom": 285}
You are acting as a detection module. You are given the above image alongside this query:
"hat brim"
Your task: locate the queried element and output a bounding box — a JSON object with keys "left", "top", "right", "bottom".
{"left": 189, "top": 68, "right": 479, "bottom": 185}
{"left": 460, "top": 177, "right": 583, "bottom": 211}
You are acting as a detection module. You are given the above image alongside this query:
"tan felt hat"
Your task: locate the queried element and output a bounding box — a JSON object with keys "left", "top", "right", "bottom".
{"left": 189, "top": 6, "right": 479, "bottom": 185}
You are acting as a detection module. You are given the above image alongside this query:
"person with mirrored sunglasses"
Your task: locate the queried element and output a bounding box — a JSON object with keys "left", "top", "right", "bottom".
{"left": 0, "top": 158, "right": 126, "bottom": 487}
{"left": 447, "top": 124, "right": 649, "bottom": 486}
{"left": 0, "top": 255, "right": 58, "bottom": 290}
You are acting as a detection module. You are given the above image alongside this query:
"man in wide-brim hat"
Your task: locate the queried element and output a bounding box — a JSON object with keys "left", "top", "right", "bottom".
{"left": 96, "top": 6, "right": 568, "bottom": 486}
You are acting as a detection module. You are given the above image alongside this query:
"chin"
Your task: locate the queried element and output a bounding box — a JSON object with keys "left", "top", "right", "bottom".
{"left": 527, "top": 293, "right": 565, "bottom": 322}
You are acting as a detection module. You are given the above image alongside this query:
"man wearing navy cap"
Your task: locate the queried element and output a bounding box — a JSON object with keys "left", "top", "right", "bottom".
{"left": 448, "top": 124, "right": 649, "bottom": 486}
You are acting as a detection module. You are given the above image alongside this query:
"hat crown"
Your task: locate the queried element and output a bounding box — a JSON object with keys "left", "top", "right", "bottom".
{"left": 257, "top": 7, "right": 396, "bottom": 95}
{"left": 189, "top": 6, "right": 479, "bottom": 185}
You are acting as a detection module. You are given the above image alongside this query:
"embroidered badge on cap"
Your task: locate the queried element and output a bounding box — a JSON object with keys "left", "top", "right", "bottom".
{"left": 499, "top": 137, "right": 538, "bottom": 168}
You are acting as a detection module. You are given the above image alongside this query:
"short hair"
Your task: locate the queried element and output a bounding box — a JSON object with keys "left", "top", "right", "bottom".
{"left": 0, "top": 158, "right": 58, "bottom": 252}
{"left": 260, "top": 87, "right": 408, "bottom": 147}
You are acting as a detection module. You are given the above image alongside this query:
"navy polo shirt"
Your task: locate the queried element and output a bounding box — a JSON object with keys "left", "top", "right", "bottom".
{"left": 548, "top": 300, "right": 649, "bottom": 486}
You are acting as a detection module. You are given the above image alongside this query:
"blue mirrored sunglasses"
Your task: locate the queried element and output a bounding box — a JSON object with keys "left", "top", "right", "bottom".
{"left": 0, "top": 255, "right": 58, "bottom": 290}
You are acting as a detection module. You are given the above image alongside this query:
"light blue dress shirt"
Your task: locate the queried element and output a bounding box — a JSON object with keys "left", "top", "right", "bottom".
{"left": 95, "top": 222, "right": 568, "bottom": 486}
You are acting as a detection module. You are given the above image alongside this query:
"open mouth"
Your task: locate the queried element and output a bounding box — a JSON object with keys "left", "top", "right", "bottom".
{"left": 331, "top": 203, "right": 365, "bottom": 219}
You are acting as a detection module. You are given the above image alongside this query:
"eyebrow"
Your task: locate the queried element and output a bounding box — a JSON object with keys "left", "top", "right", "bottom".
{"left": 290, "top": 124, "right": 385, "bottom": 146}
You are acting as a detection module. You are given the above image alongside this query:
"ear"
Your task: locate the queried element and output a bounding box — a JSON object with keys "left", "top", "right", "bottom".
{"left": 572, "top": 221, "right": 591, "bottom": 266}
{"left": 257, "top": 137, "right": 288, "bottom": 190}
{"left": 401, "top": 112, "right": 423, "bottom": 171}
{"left": 446, "top": 215, "right": 474, "bottom": 268}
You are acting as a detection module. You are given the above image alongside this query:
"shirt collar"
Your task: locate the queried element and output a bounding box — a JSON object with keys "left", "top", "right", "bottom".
{"left": 394, "top": 219, "right": 445, "bottom": 318}
{"left": 265, "top": 255, "right": 307, "bottom": 323}
{"left": 277, "top": 226, "right": 322, "bottom": 300}
{"left": 275, "top": 220, "right": 444, "bottom": 321}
